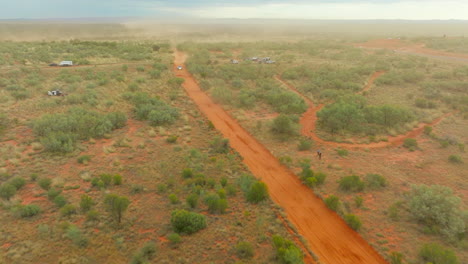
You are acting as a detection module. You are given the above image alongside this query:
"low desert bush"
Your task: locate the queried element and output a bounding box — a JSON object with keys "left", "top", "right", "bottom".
{"left": 170, "top": 209, "right": 207, "bottom": 234}
{"left": 419, "top": 242, "right": 459, "bottom": 264}
{"left": 338, "top": 175, "right": 365, "bottom": 192}
{"left": 344, "top": 214, "right": 362, "bottom": 231}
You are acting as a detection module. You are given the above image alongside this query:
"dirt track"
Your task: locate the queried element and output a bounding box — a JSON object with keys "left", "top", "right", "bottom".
{"left": 275, "top": 72, "right": 453, "bottom": 149}
{"left": 174, "top": 50, "right": 388, "bottom": 264}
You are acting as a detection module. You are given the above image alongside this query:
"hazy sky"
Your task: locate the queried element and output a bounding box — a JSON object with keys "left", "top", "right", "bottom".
{"left": 1, "top": 0, "right": 468, "bottom": 20}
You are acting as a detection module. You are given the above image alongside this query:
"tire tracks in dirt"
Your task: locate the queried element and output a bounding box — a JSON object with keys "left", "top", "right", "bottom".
{"left": 174, "top": 50, "right": 388, "bottom": 264}
{"left": 275, "top": 72, "right": 454, "bottom": 149}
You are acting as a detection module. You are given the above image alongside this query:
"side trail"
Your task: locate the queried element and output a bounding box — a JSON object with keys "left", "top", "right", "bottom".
{"left": 174, "top": 50, "right": 388, "bottom": 264}
{"left": 275, "top": 72, "right": 453, "bottom": 149}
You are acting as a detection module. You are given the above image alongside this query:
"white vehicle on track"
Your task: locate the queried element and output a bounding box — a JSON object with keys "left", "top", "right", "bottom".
{"left": 177, "top": 66, "right": 183, "bottom": 70}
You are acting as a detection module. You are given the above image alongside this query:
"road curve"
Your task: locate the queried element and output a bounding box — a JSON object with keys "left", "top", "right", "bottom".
{"left": 275, "top": 73, "right": 453, "bottom": 149}
{"left": 174, "top": 50, "right": 388, "bottom": 264}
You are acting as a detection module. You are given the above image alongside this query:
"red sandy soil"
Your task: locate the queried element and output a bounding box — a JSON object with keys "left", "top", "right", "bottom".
{"left": 275, "top": 74, "right": 453, "bottom": 149}
{"left": 174, "top": 50, "right": 388, "bottom": 264}
{"left": 355, "top": 38, "right": 468, "bottom": 61}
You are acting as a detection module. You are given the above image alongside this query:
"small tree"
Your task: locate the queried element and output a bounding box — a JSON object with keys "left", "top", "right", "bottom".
{"left": 104, "top": 194, "right": 130, "bottom": 224}
{"left": 246, "top": 181, "right": 268, "bottom": 204}
{"left": 0, "top": 183, "right": 16, "bottom": 200}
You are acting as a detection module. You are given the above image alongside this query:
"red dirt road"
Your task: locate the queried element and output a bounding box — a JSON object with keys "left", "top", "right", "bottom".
{"left": 174, "top": 50, "right": 388, "bottom": 264}
{"left": 276, "top": 73, "right": 453, "bottom": 149}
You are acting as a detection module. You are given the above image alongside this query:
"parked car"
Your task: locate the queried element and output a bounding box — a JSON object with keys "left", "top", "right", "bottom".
{"left": 177, "top": 66, "right": 183, "bottom": 70}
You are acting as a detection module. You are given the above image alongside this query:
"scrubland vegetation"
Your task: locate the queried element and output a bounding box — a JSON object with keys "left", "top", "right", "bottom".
{"left": 177, "top": 35, "right": 467, "bottom": 264}
{"left": 0, "top": 38, "right": 301, "bottom": 264}
{"left": 1, "top": 23, "right": 467, "bottom": 264}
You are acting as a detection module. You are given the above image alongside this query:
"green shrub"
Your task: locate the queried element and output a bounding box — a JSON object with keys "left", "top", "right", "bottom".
{"left": 409, "top": 184, "right": 465, "bottom": 239}
{"left": 86, "top": 210, "right": 99, "bottom": 221}
{"left": 448, "top": 155, "right": 463, "bottom": 164}
{"left": 9, "top": 177, "right": 26, "bottom": 190}
{"left": 38, "top": 178, "right": 52, "bottom": 190}
{"left": 344, "top": 214, "right": 362, "bottom": 231}
{"left": 66, "top": 225, "right": 88, "bottom": 247}
{"left": 246, "top": 181, "right": 268, "bottom": 204}
{"left": 100, "top": 174, "right": 112, "bottom": 187}
{"left": 210, "top": 136, "right": 230, "bottom": 153}
{"left": 365, "top": 174, "right": 387, "bottom": 189}
{"left": 166, "top": 135, "right": 178, "bottom": 143}
{"left": 389, "top": 252, "right": 404, "bottom": 264}
{"left": 419, "top": 242, "right": 459, "bottom": 264}
{"left": 168, "top": 194, "right": 179, "bottom": 204}
{"left": 403, "top": 138, "right": 418, "bottom": 150}
{"left": 47, "top": 188, "right": 62, "bottom": 200}
{"left": 16, "top": 204, "right": 41, "bottom": 217}
{"left": 354, "top": 196, "right": 363, "bottom": 208}
{"left": 271, "top": 114, "right": 296, "bottom": 136}
{"left": 140, "top": 241, "right": 157, "bottom": 260}
{"left": 129, "top": 93, "right": 179, "bottom": 126}
{"left": 305, "top": 177, "right": 317, "bottom": 188}
{"left": 338, "top": 175, "right": 365, "bottom": 192}
{"left": 60, "top": 204, "right": 77, "bottom": 216}
{"left": 136, "top": 65, "right": 145, "bottom": 72}
{"left": 204, "top": 193, "right": 228, "bottom": 214}
{"left": 272, "top": 235, "right": 304, "bottom": 264}
{"left": 182, "top": 168, "right": 194, "bottom": 179}
{"left": 54, "top": 195, "right": 67, "bottom": 208}
{"left": 220, "top": 177, "right": 228, "bottom": 187}
{"left": 130, "top": 241, "right": 157, "bottom": 264}
{"left": 113, "top": 174, "right": 123, "bottom": 185}
{"left": 167, "top": 233, "right": 181, "bottom": 245}
{"left": 314, "top": 172, "right": 327, "bottom": 185}
{"left": 235, "top": 241, "right": 254, "bottom": 259}
{"left": 186, "top": 193, "right": 199, "bottom": 208}
{"left": 170, "top": 209, "right": 207, "bottom": 234}
{"left": 325, "top": 195, "right": 340, "bottom": 212}
{"left": 0, "top": 183, "right": 16, "bottom": 200}
{"left": 80, "top": 195, "right": 94, "bottom": 212}
{"left": 77, "top": 155, "right": 92, "bottom": 164}
{"left": 33, "top": 108, "right": 127, "bottom": 153}
{"left": 297, "top": 138, "right": 312, "bottom": 151}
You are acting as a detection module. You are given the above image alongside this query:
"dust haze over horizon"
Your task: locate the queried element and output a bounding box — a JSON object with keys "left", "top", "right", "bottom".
{"left": 2, "top": 0, "right": 468, "bottom": 20}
